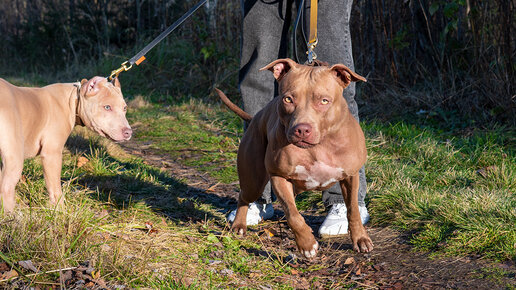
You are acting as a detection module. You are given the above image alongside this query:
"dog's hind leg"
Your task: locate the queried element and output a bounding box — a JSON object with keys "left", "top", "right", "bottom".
{"left": 231, "top": 127, "right": 269, "bottom": 235}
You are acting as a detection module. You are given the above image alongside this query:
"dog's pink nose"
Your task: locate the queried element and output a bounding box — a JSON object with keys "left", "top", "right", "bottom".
{"left": 122, "top": 127, "right": 132, "bottom": 139}
{"left": 293, "top": 123, "right": 312, "bottom": 139}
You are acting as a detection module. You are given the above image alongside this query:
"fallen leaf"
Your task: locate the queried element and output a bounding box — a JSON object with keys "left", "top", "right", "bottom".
{"left": 142, "top": 222, "right": 158, "bottom": 235}
{"left": 344, "top": 257, "right": 355, "bottom": 265}
{"left": 290, "top": 269, "right": 299, "bottom": 275}
{"left": 263, "top": 228, "right": 274, "bottom": 238}
{"left": 85, "top": 281, "right": 95, "bottom": 288}
{"left": 0, "top": 269, "right": 18, "bottom": 280}
{"left": 92, "top": 270, "right": 100, "bottom": 279}
{"left": 355, "top": 267, "right": 361, "bottom": 275}
{"left": 77, "top": 156, "right": 89, "bottom": 168}
{"left": 18, "top": 260, "right": 39, "bottom": 273}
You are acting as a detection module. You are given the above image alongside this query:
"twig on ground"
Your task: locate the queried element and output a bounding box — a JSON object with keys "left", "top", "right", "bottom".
{"left": 0, "top": 266, "right": 78, "bottom": 283}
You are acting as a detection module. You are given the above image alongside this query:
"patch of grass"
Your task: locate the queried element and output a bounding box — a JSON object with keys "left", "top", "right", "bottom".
{"left": 475, "top": 266, "right": 516, "bottom": 287}
{"left": 364, "top": 121, "right": 515, "bottom": 261}
{"left": 128, "top": 99, "right": 242, "bottom": 184}
{"left": 295, "top": 191, "right": 325, "bottom": 212}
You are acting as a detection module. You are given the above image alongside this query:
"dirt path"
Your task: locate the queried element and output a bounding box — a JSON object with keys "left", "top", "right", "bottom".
{"left": 121, "top": 140, "right": 516, "bottom": 289}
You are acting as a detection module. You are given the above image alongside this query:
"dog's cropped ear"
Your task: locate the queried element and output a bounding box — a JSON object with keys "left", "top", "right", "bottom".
{"left": 260, "top": 58, "right": 299, "bottom": 81}
{"left": 81, "top": 76, "right": 106, "bottom": 97}
{"left": 330, "top": 64, "right": 367, "bottom": 88}
{"left": 111, "top": 77, "right": 121, "bottom": 89}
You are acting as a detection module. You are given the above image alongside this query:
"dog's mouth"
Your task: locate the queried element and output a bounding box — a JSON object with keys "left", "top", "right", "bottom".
{"left": 292, "top": 140, "right": 316, "bottom": 148}
{"left": 98, "top": 128, "right": 128, "bottom": 143}
{"left": 288, "top": 134, "right": 318, "bottom": 148}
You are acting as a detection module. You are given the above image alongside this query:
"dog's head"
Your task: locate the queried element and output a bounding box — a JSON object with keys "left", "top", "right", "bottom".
{"left": 261, "top": 58, "right": 366, "bottom": 148}
{"left": 78, "top": 76, "right": 132, "bottom": 142}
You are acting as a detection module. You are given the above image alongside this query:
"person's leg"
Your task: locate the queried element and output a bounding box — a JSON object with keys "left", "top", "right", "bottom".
{"left": 228, "top": 0, "right": 293, "bottom": 224}
{"left": 240, "top": 0, "right": 292, "bottom": 115}
{"left": 306, "top": 0, "right": 369, "bottom": 236}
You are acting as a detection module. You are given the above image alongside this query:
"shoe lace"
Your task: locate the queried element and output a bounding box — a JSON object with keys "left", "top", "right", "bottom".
{"left": 329, "top": 204, "right": 347, "bottom": 216}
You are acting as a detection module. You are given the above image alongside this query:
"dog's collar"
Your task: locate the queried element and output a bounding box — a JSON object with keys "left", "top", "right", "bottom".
{"left": 73, "top": 82, "right": 85, "bottom": 126}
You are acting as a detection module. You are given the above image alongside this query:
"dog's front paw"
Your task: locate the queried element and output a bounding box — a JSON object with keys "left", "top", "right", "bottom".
{"left": 295, "top": 234, "right": 319, "bottom": 258}
{"left": 352, "top": 235, "right": 374, "bottom": 253}
{"left": 301, "top": 240, "right": 319, "bottom": 258}
{"left": 231, "top": 223, "right": 247, "bottom": 236}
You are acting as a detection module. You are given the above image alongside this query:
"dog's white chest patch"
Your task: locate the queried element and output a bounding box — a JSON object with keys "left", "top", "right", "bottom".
{"left": 294, "top": 162, "right": 344, "bottom": 190}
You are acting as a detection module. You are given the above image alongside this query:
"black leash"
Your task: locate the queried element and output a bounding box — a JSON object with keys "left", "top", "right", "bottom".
{"left": 108, "top": 0, "right": 208, "bottom": 80}
{"left": 293, "top": 0, "right": 318, "bottom": 65}
{"left": 293, "top": 0, "right": 306, "bottom": 64}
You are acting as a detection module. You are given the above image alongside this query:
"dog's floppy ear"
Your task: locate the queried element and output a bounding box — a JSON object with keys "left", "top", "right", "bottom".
{"left": 80, "top": 76, "right": 106, "bottom": 97}
{"left": 260, "top": 58, "right": 299, "bottom": 81}
{"left": 111, "top": 76, "right": 121, "bottom": 89}
{"left": 330, "top": 64, "right": 367, "bottom": 88}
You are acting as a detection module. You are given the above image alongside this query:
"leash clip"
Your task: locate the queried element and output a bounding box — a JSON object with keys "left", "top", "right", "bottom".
{"left": 108, "top": 61, "right": 133, "bottom": 81}
{"left": 306, "top": 39, "right": 318, "bottom": 64}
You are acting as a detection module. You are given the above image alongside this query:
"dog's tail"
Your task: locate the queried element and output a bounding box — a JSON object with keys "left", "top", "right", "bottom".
{"left": 214, "top": 88, "right": 252, "bottom": 121}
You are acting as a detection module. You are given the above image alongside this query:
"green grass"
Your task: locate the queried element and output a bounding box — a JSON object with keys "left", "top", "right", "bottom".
{"left": 128, "top": 99, "right": 242, "bottom": 184}
{"left": 364, "top": 122, "right": 515, "bottom": 260}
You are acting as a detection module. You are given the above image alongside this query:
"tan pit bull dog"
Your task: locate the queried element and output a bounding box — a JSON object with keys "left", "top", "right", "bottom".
{"left": 0, "top": 76, "right": 132, "bottom": 212}
{"left": 216, "top": 58, "right": 373, "bottom": 258}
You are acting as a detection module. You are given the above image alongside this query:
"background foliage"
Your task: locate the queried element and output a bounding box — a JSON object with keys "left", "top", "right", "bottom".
{"left": 0, "top": 0, "right": 514, "bottom": 123}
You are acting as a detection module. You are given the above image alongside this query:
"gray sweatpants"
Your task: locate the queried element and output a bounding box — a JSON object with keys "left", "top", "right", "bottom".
{"left": 239, "top": 0, "right": 367, "bottom": 207}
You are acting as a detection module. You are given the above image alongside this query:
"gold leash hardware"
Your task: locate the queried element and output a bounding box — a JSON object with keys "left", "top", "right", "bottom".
{"left": 108, "top": 61, "right": 133, "bottom": 81}
{"left": 307, "top": 38, "right": 318, "bottom": 64}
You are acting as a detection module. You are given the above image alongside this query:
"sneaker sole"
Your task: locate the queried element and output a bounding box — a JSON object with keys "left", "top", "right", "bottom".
{"left": 319, "top": 233, "right": 349, "bottom": 239}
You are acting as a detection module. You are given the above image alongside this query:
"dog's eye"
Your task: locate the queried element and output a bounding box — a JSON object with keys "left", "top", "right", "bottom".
{"left": 284, "top": 96, "right": 293, "bottom": 103}
{"left": 104, "top": 105, "right": 111, "bottom": 111}
{"left": 321, "top": 99, "right": 330, "bottom": 105}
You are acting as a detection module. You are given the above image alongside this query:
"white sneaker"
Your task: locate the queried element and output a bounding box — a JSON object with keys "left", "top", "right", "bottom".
{"left": 318, "top": 203, "right": 370, "bottom": 238}
{"left": 226, "top": 202, "right": 274, "bottom": 226}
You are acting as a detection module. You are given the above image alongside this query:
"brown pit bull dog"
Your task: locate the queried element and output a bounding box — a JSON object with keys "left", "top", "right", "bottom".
{"left": 216, "top": 58, "right": 373, "bottom": 258}
{"left": 0, "top": 77, "right": 132, "bottom": 212}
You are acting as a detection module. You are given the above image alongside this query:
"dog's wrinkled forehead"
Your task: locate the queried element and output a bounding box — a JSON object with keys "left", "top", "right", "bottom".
{"left": 261, "top": 58, "right": 366, "bottom": 89}
{"left": 279, "top": 66, "right": 339, "bottom": 96}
